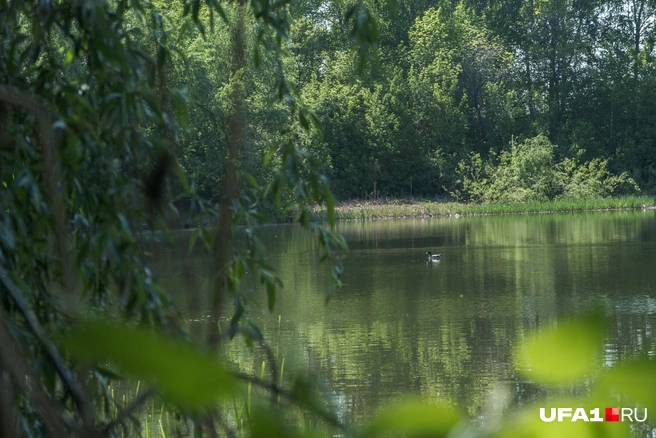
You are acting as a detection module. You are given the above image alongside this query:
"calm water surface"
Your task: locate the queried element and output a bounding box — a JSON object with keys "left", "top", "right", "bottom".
{"left": 150, "top": 211, "right": 656, "bottom": 426}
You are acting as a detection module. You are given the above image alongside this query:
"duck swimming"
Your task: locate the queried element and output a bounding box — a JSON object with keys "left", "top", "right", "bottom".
{"left": 426, "top": 251, "right": 441, "bottom": 262}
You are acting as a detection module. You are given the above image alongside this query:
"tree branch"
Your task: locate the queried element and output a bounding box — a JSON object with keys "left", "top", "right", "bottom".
{"left": 100, "top": 390, "right": 154, "bottom": 436}
{"left": 0, "top": 370, "right": 16, "bottom": 437}
{"left": 212, "top": 325, "right": 279, "bottom": 391}
{"left": 0, "top": 84, "right": 75, "bottom": 310}
{"left": 231, "top": 372, "right": 346, "bottom": 432}
{"left": 0, "top": 307, "right": 74, "bottom": 436}
{"left": 207, "top": 0, "right": 248, "bottom": 345}
{"left": 0, "top": 265, "right": 92, "bottom": 428}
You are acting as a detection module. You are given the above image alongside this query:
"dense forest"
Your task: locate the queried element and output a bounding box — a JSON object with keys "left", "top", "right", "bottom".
{"left": 154, "top": 0, "right": 656, "bottom": 202}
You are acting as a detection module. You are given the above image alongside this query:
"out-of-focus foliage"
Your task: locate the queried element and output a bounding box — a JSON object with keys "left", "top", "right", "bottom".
{"left": 365, "top": 398, "right": 461, "bottom": 437}
{"left": 516, "top": 313, "right": 605, "bottom": 385}
{"left": 64, "top": 322, "right": 237, "bottom": 408}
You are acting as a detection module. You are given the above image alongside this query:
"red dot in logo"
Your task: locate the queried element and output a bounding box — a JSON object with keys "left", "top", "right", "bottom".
{"left": 605, "top": 407, "right": 620, "bottom": 422}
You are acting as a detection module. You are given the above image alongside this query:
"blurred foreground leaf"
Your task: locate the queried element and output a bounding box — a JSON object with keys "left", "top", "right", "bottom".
{"left": 63, "top": 321, "right": 236, "bottom": 408}
{"left": 499, "top": 401, "right": 630, "bottom": 438}
{"left": 516, "top": 313, "right": 605, "bottom": 385}
{"left": 600, "top": 359, "right": 656, "bottom": 414}
{"left": 364, "top": 398, "right": 460, "bottom": 437}
{"left": 250, "top": 408, "right": 320, "bottom": 438}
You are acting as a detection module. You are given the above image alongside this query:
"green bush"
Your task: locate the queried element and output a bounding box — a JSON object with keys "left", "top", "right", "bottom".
{"left": 483, "top": 135, "right": 559, "bottom": 203}
{"left": 455, "top": 136, "right": 640, "bottom": 203}
{"left": 452, "top": 152, "right": 490, "bottom": 202}
{"left": 558, "top": 156, "right": 639, "bottom": 199}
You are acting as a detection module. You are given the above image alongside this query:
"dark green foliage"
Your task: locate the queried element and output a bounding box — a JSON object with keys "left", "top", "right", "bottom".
{"left": 0, "top": 0, "right": 350, "bottom": 435}
{"left": 275, "top": 0, "right": 656, "bottom": 199}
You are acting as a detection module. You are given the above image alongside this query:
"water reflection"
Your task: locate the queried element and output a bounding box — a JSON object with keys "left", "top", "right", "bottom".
{"left": 147, "top": 211, "right": 656, "bottom": 424}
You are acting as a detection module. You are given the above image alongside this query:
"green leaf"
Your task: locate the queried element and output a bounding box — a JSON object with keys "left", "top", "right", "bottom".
{"left": 245, "top": 172, "right": 258, "bottom": 188}
{"left": 515, "top": 313, "right": 604, "bottom": 385}
{"left": 250, "top": 408, "right": 296, "bottom": 438}
{"left": 600, "top": 359, "right": 656, "bottom": 414}
{"left": 63, "top": 321, "right": 236, "bottom": 408}
{"left": 234, "top": 257, "right": 245, "bottom": 280}
{"left": 170, "top": 89, "right": 191, "bottom": 130}
{"left": 231, "top": 296, "right": 244, "bottom": 330}
{"left": 499, "top": 401, "right": 631, "bottom": 438}
{"left": 0, "top": 224, "right": 15, "bottom": 250}
{"left": 250, "top": 407, "right": 321, "bottom": 438}
{"left": 345, "top": 5, "right": 356, "bottom": 21}
{"left": 64, "top": 47, "right": 74, "bottom": 64}
{"left": 188, "top": 228, "right": 200, "bottom": 256}
{"left": 93, "top": 366, "right": 124, "bottom": 381}
{"left": 117, "top": 213, "right": 135, "bottom": 242}
{"left": 248, "top": 407, "right": 322, "bottom": 438}
{"left": 244, "top": 317, "right": 264, "bottom": 342}
{"left": 265, "top": 280, "right": 276, "bottom": 312}
{"left": 332, "top": 232, "right": 348, "bottom": 251}
{"left": 206, "top": 0, "right": 228, "bottom": 24}
{"left": 299, "top": 111, "right": 309, "bottom": 130}
{"left": 191, "top": 0, "right": 201, "bottom": 24}
{"left": 156, "top": 46, "right": 167, "bottom": 69}
{"left": 200, "top": 227, "right": 213, "bottom": 251}
{"left": 264, "top": 144, "right": 278, "bottom": 167}
{"left": 253, "top": 46, "right": 261, "bottom": 68}
{"left": 365, "top": 398, "right": 460, "bottom": 437}
{"left": 250, "top": 212, "right": 270, "bottom": 223}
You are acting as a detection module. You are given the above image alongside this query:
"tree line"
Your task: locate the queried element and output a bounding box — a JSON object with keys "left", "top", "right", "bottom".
{"left": 162, "top": 0, "right": 656, "bottom": 202}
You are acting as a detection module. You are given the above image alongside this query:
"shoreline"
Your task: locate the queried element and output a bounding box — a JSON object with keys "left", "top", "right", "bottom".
{"left": 181, "top": 196, "right": 656, "bottom": 229}
{"left": 310, "top": 196, "right": 656, "bottom": 222}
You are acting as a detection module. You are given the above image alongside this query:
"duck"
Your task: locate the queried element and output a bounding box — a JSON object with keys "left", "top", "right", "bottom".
{"left": 426, "top": 251, "right": 441, "bottom": 262}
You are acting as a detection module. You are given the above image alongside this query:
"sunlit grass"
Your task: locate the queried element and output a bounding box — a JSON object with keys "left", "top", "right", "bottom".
{"left": 311, "top": 195, "right": 655, "bottom": 221}
{"left": 106, "top": 374, "right": 272, "bottom": 437}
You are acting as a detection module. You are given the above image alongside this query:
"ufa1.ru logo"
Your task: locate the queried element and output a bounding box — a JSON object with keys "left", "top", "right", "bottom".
{"left": 539, "top": 407, "right": 647, "bottom": 422}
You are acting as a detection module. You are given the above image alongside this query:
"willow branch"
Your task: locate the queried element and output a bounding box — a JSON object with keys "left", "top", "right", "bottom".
{"left": 100, "top": 390, "right": 154, "bottom": 436}
{"left": 0, "top": 84, "right": 75, "bottom": 308}
{"left": 0, "top": 266, "right": 92, "bottom": 427}
{"left": 0, "top": 307, "right": 73, "bottom": 436}
{"left": 0, "top": 369, "right": 16, "bottom": 437}
{"left": 213, "top": 325, "right": 278, "bottom": 391}
{"left": 231, "top": 372, "right": 346, "bottom": 432}
{"left": 193, "top": 101, "right": 221, "bottom": 120}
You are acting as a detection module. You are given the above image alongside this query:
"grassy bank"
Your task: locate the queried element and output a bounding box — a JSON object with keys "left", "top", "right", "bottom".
{"left": 311, "top": 195, "right": 656, "bottom": 221}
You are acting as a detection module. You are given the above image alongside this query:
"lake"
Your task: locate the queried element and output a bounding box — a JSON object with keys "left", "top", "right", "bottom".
{"left": 148, "top": 210, "right": 656, "bottom": 430}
